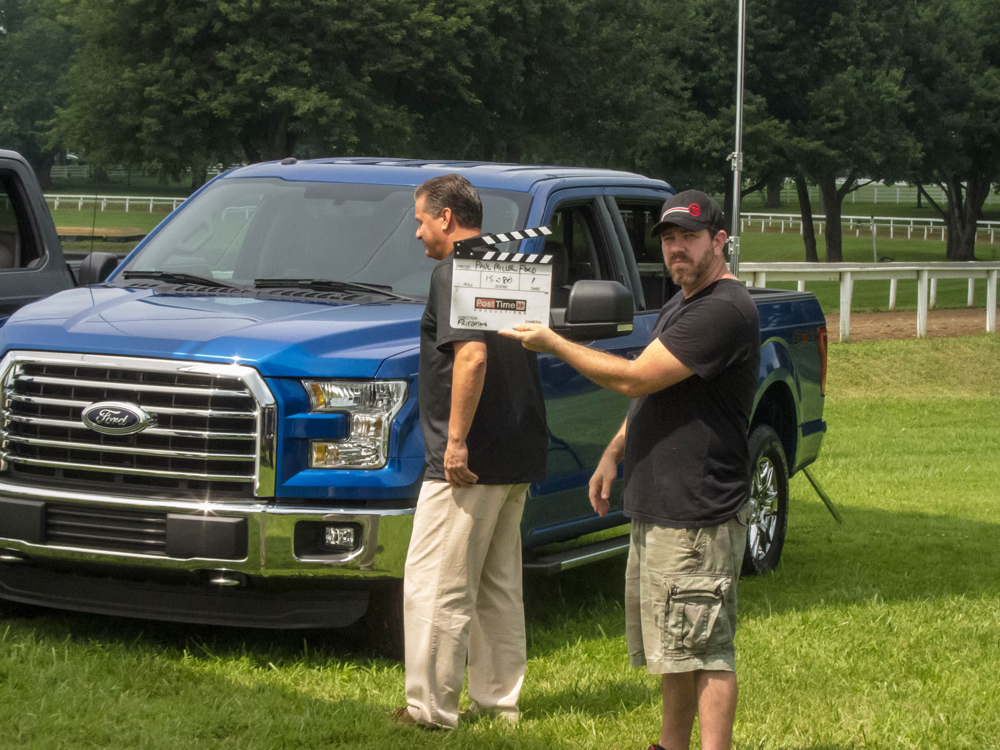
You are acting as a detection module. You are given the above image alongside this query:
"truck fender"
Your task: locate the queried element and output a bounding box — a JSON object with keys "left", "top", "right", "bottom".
{"left": 751, "top": 336, "right": 800, "bottom": 472}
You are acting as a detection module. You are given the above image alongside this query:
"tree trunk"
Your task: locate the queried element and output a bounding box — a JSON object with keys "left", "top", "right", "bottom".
{"left": 817, "top": 172, "right": 845, "bottom": 263}
{"left": 795, "top": 175, "right": 819, "bottom": 262}
{"left": 765, "top": 176, "right": 783, "bottom": 208}
{"left": 916, "top": 183, "right": 923, "bottom": 209}
{"left": 30, "top": 152, "right": 57, "bottom": 191}
{"left": 942, "top": 174, "right": 989, "bottom": 261}
{"left": 190, "top": 162, "right": 208, "bottom": 191}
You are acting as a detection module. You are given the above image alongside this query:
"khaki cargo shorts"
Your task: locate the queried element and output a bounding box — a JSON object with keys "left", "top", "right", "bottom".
{"left": 625, "top": 504, "right": 750, "bottom": 674}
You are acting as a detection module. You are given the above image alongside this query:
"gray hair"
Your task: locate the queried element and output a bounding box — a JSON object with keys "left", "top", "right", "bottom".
{"left": 414, "top": 174, "right": 483, "bottom": 230}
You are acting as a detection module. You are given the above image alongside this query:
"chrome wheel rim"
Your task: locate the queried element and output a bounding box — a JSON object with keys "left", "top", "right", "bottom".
{"left": 748, "top": 455, "right": 779, "bottom": 562}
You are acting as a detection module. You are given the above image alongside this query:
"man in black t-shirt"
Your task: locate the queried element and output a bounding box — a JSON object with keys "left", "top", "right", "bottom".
{"left": 501, "top": 190, "right": 759, "bottom": 750}
{"left": 395, "top": 174, "right": 547, "bottom": 730}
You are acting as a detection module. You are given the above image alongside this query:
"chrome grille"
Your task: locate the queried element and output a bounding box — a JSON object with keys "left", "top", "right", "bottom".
{"left": 0, "top": 353, "right": 275, "bottom": 499}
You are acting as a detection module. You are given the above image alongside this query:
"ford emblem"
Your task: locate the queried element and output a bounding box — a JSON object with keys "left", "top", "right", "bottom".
{"left": 81, "top": 401, "right": 156, "bottom": 435}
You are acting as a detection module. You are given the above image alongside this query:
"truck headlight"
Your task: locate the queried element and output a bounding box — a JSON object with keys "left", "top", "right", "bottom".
{"left": 302, "top": 380, "right": 408, "bottom": 469}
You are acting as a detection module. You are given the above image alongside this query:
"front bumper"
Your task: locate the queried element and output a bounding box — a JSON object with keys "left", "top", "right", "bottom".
{"left": 0, "top": 479, "right": 414, "bottom": 627}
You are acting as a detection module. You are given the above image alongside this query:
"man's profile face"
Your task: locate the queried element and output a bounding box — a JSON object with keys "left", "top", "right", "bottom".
{"left": 414, "top": 195, "right": 450, "bottom": 260}
{"left": 659, "top": 225, "right": 722, "bottom": 288}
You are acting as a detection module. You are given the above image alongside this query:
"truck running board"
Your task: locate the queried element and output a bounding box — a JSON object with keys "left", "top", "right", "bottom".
{"left": 523, "top": 534, "right": 630, "bottom": 576}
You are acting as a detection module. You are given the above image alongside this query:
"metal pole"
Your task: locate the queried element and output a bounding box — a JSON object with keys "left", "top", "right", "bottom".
{"left": 728, "top": 0, "right": 747, "bottom": 277}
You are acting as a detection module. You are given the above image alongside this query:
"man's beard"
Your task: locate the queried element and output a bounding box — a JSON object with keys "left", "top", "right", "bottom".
{"left": 667, "top": 247, "right": 715, "bottom": 287}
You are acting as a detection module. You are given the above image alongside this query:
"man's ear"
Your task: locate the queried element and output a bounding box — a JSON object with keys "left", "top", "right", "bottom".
{"left": 713, "top": 229, "right": 729, "bottom": 257}
{"left": 439, "top": 206, "right": 453, "bottom": 230}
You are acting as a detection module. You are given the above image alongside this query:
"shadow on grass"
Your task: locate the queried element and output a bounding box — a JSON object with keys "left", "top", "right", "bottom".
{"left": 6, "top": 496, "right": 999, "bottom": 661}
{"left": 738, "top": 496, "right": 1000, "bottom": 620}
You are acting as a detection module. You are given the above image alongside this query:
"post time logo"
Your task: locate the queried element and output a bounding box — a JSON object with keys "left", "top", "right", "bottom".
{"left": 475, "top": 297, "right": 526, "bottom": 312}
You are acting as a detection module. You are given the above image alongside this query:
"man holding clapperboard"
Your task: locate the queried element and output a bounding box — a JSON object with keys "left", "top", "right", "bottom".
{"left": 502, "top": 190, "right": 759, "bottom": 750}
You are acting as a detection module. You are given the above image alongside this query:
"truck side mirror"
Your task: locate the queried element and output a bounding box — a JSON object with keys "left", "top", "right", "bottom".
{"left": 550, "top": 279, "right": 635, "bottom": 341}
{"left": 74, "top": 252, "right": 120, "bottom": 286}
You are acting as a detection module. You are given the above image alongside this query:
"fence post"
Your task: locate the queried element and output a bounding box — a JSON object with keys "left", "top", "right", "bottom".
{"left": 797, "top": 279, "right": 805, "bottom": 292}
{"left": 874, "top": 187, "right": 878, "bottom": 203}
{"left": 125, "top": 197, "right": 129, "bottom": 212}
{"left": 754, "top": 272, "right": 767, "bottom": 288}
{"left": 889, "top": 278, "right": 898, "bottom": 311}
{"left": 930, "top": 278, "right": 938, "bottom": 309}
{"left": 896, "top": 187, "right": 900, "bottom": 203}
{"left": 840, "top": 271, "right": 853, "bottom": 343}
{"left": 968, "top": 278, "right": 975, "bottom": 307}
{"left": 149, "top": 198, "right": 154, "bottom": 212}
{"left": 917, "top": 270, "right": 929, "bottom": 338}
{"left": 988, "top": 270, "right": 997, "bottom": 334}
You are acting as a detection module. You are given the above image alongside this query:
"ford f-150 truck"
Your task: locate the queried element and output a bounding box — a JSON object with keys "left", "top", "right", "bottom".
{"left": 0, "top": 153, "right": 827, "bottom": 649}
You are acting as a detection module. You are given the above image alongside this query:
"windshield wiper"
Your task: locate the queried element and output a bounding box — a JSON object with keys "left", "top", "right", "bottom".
{"left": 122, "top": 271, "right": 239, "bottom": 289}
{"left": 252, "top": 278, "right": 415, "bottom": 301}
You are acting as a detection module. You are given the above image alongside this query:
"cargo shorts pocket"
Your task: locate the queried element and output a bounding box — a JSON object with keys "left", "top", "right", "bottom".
{"left": 662, "top": 575, "right": 732, "bottom": 653}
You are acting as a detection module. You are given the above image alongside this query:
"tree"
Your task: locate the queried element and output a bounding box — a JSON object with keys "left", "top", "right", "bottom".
{"left": 0, "top": 0, "right": 75, "bottom": 188}
{"left": 749, "top": 0, "right": 918, "bottom": 261}
{"left": 901, "top": 0, "right": 1000, "bottom": 261}
{"left": 54, "top": 0, "right": 477, "bottom": 172}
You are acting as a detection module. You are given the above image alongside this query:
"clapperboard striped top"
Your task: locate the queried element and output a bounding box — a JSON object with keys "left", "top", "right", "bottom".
{"left": 452, "top": 226, "right": 553, "bottom": 263}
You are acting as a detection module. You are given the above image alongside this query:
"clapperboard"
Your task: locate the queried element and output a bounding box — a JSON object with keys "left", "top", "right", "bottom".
{"left": 450, "top": 226, "right": 553, "bottom": 332}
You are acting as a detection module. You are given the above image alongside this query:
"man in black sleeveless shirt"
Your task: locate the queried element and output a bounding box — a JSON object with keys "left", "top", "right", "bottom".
{"left": 502, "top": 190, "right": 759, "bottom": 750}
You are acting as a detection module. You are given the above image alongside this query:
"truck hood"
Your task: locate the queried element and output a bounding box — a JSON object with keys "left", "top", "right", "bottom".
{"left": 1, "top": 286, "right": 423, "bottom": 378}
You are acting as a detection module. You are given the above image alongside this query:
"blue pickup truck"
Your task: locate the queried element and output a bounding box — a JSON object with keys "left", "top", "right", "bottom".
{"left": 0, "top": 156, "right": 827, "bottom": 647}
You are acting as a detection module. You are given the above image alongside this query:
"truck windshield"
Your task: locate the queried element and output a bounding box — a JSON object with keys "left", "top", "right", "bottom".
{"left": 121, "top": 178, "right": 533, "bottom": 298}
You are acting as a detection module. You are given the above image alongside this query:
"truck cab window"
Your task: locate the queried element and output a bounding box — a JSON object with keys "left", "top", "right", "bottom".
{"left": 0, "top": 173, "right": 42, "bottom": 270}
{"left": 546, "top": 203, "right": 613, "bottom": 307}
{"left": 613, "top": 199, "right": 678, "bottom": 310}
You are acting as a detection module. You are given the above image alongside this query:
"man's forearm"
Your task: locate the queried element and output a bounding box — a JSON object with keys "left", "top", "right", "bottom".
{"left": 548, "top": 337, "right": 644, "bottom": 397}
{"left": 448, "top": 342, "right": 487, "bottom": 444}
{"left": 603, "top": 418, "right": 628, "bottom": 463}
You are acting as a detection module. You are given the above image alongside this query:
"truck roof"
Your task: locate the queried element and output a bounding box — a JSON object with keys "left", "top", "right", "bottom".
{"left": 225, "top": 157, "right": 673, "bottom": 194}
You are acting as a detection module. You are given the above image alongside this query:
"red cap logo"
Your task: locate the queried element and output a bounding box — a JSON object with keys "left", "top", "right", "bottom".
{"left": 689, "top": 203, "right": 701, "bottom": 217}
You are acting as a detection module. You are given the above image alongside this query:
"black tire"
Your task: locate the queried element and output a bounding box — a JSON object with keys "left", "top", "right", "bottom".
{"left": 359, "top": 580, "right": 405, "bottom": 660}
{"left": 741, "top": 424, "right": 789, "bottom": 575}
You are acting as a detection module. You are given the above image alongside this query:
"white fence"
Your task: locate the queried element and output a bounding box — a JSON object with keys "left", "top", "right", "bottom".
{"left": 777, "top": 182, "right": 1000, "bottom": 207}
{"left": 44, "top": 194, "right": 186, "bottom": 213}
{"left": 49, "top": 165, "right": 227, "bottom": 180}
{"left": 741, "top": 212, "right": 1000, "bottom": 246}
{"left": 738, "top": 262, "right": 1000, "bottom": 342}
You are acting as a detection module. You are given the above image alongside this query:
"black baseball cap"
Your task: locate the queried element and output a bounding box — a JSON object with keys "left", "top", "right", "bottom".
{"left": 650, "top": 190, "right": 725, "bottom": 236}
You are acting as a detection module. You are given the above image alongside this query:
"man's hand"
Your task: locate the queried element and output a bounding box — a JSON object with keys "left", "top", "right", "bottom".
{"left": 498, "top": 324, "right": 561, "bottom": 353}
{"left": 444, "top": 438, "right": 479, "bottom": 488}
{"left": 588, "top": 451, "right": 618, "bottom": 516}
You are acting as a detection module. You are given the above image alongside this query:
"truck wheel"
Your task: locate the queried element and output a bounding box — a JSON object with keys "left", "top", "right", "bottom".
{"left": 742, "top": 424, "right": 789, "bottom": 575}
{"left": 361, "top": 580, "right": 405, "bottom": 661}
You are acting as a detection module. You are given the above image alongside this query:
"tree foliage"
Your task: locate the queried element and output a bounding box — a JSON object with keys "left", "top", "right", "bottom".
{"left": 749, "top": 0, "right": 918, "bottom": 261}
{"left": 2, "top": 0, "right": 995, "bottom": 269}
{"left": 0, "top": 0, "right": 75, "bottom": 187}
{"left": 901, "top": 0, "right": 1000, "bottom": 261}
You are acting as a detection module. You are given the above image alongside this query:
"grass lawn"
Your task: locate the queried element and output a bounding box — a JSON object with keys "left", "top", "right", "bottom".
{"left": 2, "top": 335, "right": 999, "bottom": 748}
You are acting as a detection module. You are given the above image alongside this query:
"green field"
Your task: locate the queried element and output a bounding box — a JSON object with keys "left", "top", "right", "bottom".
{"left": 2, "top": 335, "right": 999, "bottom": 749}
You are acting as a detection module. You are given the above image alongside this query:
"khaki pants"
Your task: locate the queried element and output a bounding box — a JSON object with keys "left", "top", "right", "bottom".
{"left": 403, "top": 480, "right": 529, "bottom": 729}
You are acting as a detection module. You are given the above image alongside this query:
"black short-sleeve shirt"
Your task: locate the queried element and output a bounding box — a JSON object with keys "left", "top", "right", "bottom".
{"left": 418, "top": 257, "right": 548, "bottom": 485}
{"left": 623, "top": 278, "right": 760, "bottom": 527}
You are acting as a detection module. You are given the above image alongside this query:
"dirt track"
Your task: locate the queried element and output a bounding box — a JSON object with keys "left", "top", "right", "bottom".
{"left": 826, "top": 307, "right": 997, "bottom": 342}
